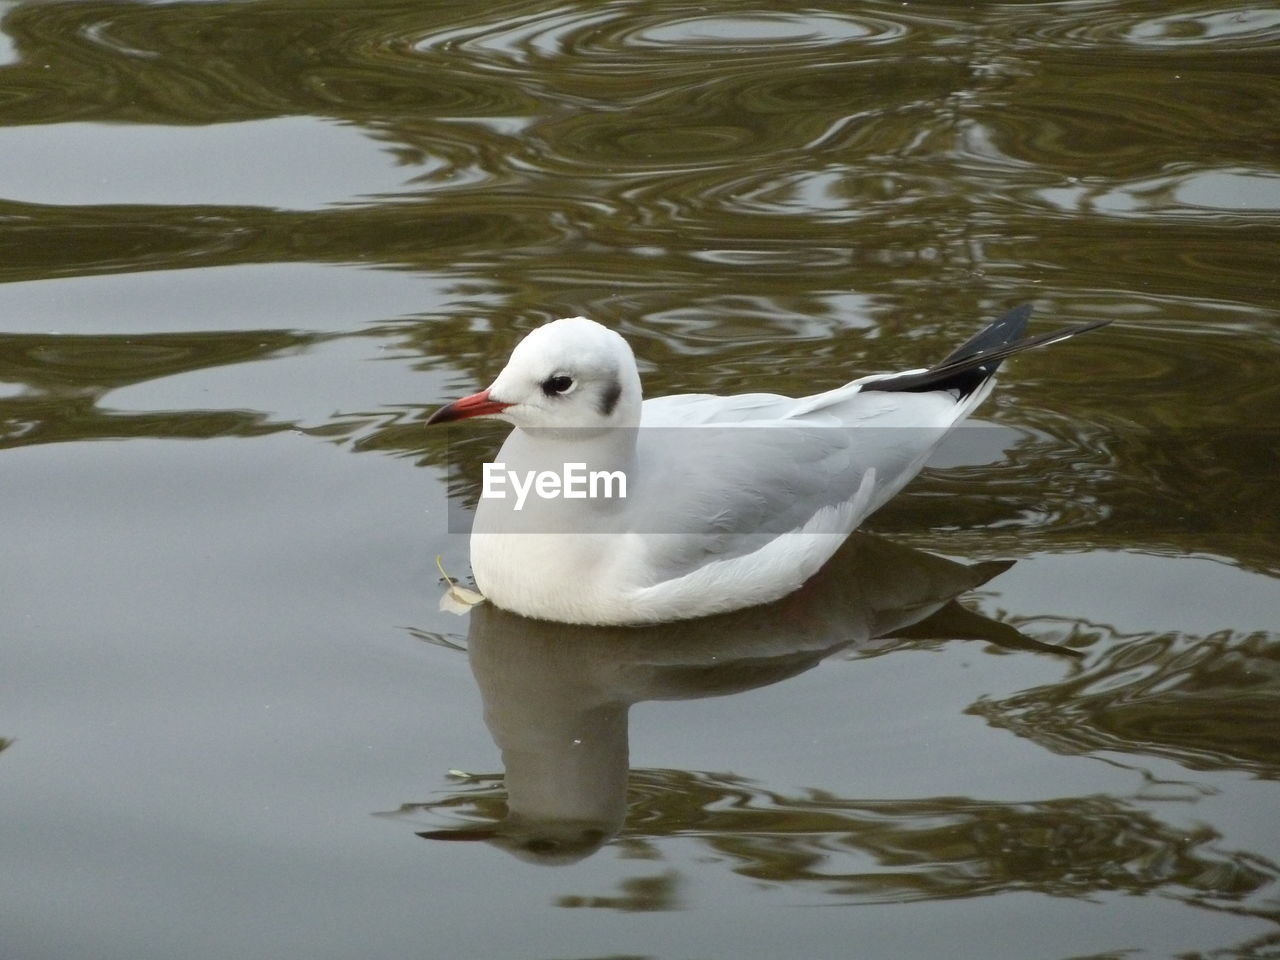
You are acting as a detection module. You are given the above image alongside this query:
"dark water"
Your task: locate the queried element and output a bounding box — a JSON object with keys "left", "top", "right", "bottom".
{"left": 2, "top": 2, "right": 1278, "bottom": 958}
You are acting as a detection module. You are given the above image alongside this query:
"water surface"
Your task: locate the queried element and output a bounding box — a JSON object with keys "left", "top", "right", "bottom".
{"left": 2, "top": 2, "right": 1278, "bottom": 958}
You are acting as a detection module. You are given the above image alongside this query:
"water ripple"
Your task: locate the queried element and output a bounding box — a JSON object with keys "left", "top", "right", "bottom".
{"left": 979, "top": 70, "right": 1280, "bottom": 178}
{"left": 1034, "top": 166, "right": 1280, "bottom": 222}
{"left": 409, "top": 767, "right": 1278, "bottom": 909}
{"left": 974, "top": 627, "right": 1280, "bottom": 779}
{"left": 619, "top": 11, "right": 906, "bottom": 51}
{"left": 1024, "top": 6, "right": 1280, "bottom": 49}
{"left": 412, "top": 7, "right": 911, "bottom": 73}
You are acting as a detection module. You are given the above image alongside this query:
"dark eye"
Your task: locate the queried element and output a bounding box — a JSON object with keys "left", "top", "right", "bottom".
{"left": 541, "top": 375, "right": 575, "bottom": 397}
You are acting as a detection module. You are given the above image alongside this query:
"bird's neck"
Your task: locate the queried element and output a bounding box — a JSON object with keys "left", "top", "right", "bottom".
{"left": 506, "top": 424, "right": 638, "bottom": 476}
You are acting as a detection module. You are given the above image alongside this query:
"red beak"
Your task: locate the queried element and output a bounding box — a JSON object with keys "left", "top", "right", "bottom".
{"left": 425, "top": 388, "right": 512, "bottom": 425}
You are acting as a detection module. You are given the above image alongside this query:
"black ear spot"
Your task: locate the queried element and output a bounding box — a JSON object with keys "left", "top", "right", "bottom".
{"left": 598, "top": 380, "right": 622, "bottom": 416}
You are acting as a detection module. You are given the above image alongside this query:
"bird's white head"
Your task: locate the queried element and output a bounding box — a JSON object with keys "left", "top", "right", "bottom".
{"left": 426, "top": 316, "right": 643, "bottom": 433}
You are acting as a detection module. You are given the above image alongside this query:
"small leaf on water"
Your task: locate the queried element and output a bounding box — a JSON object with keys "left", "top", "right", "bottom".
{"left": 439, "top": 587, "right": 484, "bottom": 615}
{"left": 435, "top": 555, "right": 486, "bottom": 615}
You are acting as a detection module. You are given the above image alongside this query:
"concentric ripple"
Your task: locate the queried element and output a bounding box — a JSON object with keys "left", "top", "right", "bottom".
{"left": 412, "top": 7, "right": 911, "bottom": 73}
{"left": 626, "top": 12, "right": 904, "bottom": 49}
{"left": 1025, "top": 4, "right": 1280, "bottom": 49}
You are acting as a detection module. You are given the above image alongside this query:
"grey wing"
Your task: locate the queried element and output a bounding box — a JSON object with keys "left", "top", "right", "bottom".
{"left": 630, "top": 386, "right": 968, "bottom": 584}
{"left": 624, "top": 423, "right": 873, "bottom": 582}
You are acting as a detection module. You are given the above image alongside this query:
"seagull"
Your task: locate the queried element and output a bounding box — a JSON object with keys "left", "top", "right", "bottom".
{"left": 427, "top": 305, "right": 1107, "bottom": 625}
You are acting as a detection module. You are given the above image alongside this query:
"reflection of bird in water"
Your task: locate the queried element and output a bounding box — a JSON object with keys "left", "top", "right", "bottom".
{"left": 410, "top": 533, "right": 1077, "bottom": 865}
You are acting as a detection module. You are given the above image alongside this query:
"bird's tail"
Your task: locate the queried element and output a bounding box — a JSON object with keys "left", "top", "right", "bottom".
{"left": 861, "top": 305, "right": 1109, "bottom": 398}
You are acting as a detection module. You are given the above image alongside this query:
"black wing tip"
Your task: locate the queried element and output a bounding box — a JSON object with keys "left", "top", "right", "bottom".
{"left": 942, "top": 303, "right": 1035, "bottom": 365}
{"left": 862, "top": 307, "right": 1110, "bottom": 397}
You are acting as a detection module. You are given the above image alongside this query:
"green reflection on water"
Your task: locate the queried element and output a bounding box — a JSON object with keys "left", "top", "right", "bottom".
{"left": 406, "top": 769, "right": 1278, "bottom": 914}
